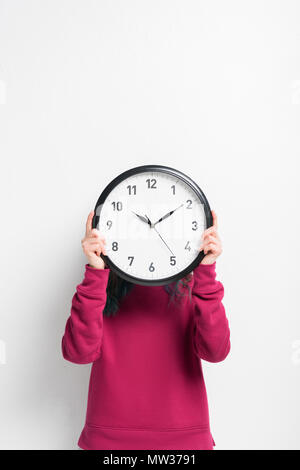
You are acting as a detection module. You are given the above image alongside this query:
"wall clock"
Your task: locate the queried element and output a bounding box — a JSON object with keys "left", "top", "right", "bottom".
{"left": 92, "top": 165, "right": 212, "bottom": 286}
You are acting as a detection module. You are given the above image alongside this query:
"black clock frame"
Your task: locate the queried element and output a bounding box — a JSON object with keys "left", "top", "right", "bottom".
{"left": 92, "top": 164, "right": 213, "bottom": 286}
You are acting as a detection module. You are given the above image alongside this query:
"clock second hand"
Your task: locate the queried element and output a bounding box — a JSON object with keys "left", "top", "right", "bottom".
{"left": 144, "top": 214, "right": 175, "bottom": 256}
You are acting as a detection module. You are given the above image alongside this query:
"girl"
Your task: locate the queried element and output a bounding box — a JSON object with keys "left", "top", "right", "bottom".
{"left": 62, "top": 209, "right": 230, "bottom": 450}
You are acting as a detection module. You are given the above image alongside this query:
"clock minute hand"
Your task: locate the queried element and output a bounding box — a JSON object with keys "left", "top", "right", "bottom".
{"left": 153, "top": 203, "right": 184, "bottom": 227}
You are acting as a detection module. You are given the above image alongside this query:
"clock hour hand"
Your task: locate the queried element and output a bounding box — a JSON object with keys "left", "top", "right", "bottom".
{"left": 153, "top": 203, "right": 184, "bottom": 227}
{"left": 131, "top": 211, "right": 151, "bottom": 226}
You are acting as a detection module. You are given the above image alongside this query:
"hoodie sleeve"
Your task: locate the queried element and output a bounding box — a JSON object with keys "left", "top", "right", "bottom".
{"left": 62, "top": 264, "right": 110, "bottom": 364}
{"left": 191, "top": 261, "right": 230, "bottom": 363}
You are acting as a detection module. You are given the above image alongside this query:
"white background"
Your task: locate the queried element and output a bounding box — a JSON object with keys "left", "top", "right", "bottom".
{"left": 0, "top": 0, "right": 300, "bottom": 450}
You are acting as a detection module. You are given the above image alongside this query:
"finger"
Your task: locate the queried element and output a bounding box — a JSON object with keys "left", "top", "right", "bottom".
{"left": 90, "top": 234, "right": 107, "bottom": 247}
{"left": 204, "top": 241, "right": 221, "bottom": 255}
{"left": 201, "top": 226, "right": 218, "bottom": 240}
{"left": 204, "top": 242, "right": 216, "bottom": 253}
{"left": 88, "top": 239, "right": 106, "bottom": 250}
{"left": 85, "top": 210, "right": 94, "bottom": 236}
{"left": 211, "top": 210, "right": 218, "bottom": 229}
{"left": 202, "top": 229, "right": 218, "bottom": 241}
{"left": 203, "top": 243, "right": 214, "bottom": 255}
{"left": 83, "top": 239, "right": 106, "bottom": 254}
{"left": 90, "top": 246, "right": 101, "bottom": 257}
{"left": 200, "top": 239, "right": 220, "bottom": 254}
{"left": 93, "top": 240, "right": 107, "bottom": 255}
{"left": 90, "top": 229, "right": 106, "bottom": 243}
{"left": 94, "top": 241, "right": 107, "bottom": 257}
{"left": 90, "top": 244, "right": 107, "bottom": 257}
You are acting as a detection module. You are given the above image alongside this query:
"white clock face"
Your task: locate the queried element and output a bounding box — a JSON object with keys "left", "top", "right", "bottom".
{"left": 97, "top": 170, "right": 207, "bottom": 284}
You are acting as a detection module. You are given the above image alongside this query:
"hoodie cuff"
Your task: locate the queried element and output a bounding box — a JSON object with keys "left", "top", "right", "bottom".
{"left": 192, "top": 261, "right": 218, "bottom": 293}
{"left": 77, "top": 264, "right": 110, "bottom": 295}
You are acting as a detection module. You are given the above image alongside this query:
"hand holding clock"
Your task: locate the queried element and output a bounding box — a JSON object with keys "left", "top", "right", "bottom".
{"left": 199, "top": 210, "right": 222, "bottom": 265}
{"left": 81, "top": 211, "right": 107, "bottom": 270}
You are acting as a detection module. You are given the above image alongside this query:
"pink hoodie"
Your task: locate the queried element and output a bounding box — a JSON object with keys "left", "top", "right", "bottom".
{"left": 62, "top": 261, "right": 230, "bottom": 450}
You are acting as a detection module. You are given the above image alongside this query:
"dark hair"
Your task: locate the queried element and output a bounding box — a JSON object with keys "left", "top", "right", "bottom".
{"left": 103, "top": 270, "right": 193, "bottom": 316}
